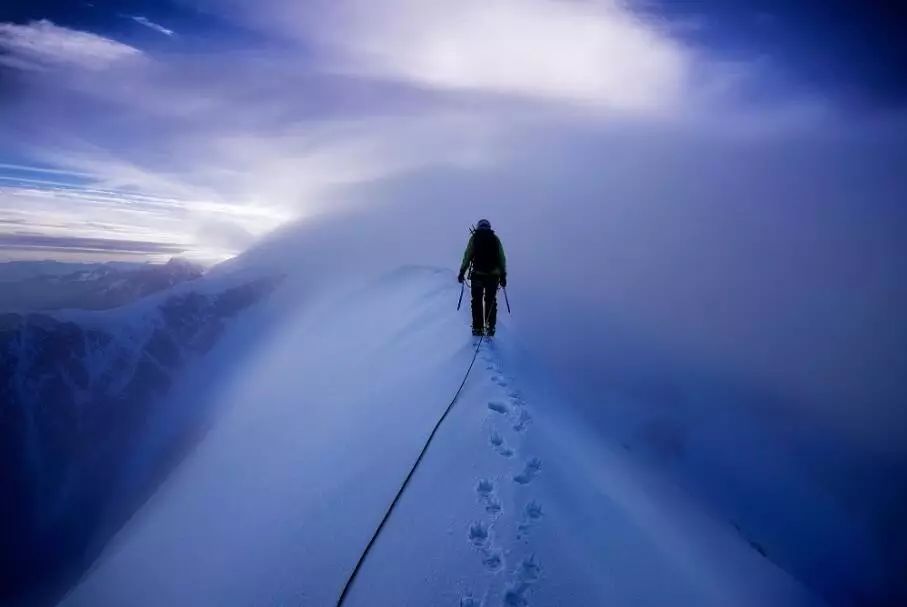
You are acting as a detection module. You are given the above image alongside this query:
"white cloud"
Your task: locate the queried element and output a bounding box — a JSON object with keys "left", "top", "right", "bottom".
{"left": 0, "top": 20, "right": 140, "bottom": 71}
{"left": 270, "top": 0, "right": 693, "bottom": 114}
{"left": 130, "top": 16, "right": 175, "bottom": 37}
{"left": 195, "top": 113, "right": 502, "bottom": 210}
{"left": 0, "top": 164, "right": 282, "bottom": 263}
{"left": 0, "top": 162, "right": 96, "bottom": 178}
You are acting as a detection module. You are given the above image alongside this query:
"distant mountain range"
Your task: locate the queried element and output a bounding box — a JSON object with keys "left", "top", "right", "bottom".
{"left": 0, "top": 258, "right": 205, "bottom": 312}
{"left": 0, "top": 258, "right": 282, "bottom": 606}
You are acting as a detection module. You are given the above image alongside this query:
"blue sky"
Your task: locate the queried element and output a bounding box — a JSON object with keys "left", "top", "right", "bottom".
{"left": 644, "top": 0, "right": 907, "bottom": 108}
{"left": 0, "top": 0, "right": 905, "bottom": 262}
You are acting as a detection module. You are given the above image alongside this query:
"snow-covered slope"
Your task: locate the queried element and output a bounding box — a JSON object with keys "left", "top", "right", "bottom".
{"left": 0, "top": 273, "right": 280, "bottom": 606}
{"left": 59, "top": 265, "right": 821, "bottom": 607}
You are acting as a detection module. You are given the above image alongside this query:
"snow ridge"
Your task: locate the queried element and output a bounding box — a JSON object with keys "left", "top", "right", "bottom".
{"left": 58, "top": 267, "right": 822, "bottom": 607}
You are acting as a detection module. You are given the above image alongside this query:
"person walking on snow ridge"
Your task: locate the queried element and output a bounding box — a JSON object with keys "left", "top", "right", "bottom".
{"left": 458, "top": 219, "right": 507, "bottom": 337}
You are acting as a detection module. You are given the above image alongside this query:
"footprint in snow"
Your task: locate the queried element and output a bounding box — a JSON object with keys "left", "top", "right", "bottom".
{"left": 517, "top": 500, "right": 544, "bottom": 538}
{"left": 513, "top": 409, "right": 531, "bottom": 433}
{"left": 525, "top": 500, "right": 544, "bottom": 520}
{"left": 491, "top": 376, "right": 509, "bottom": 387}
{"left": 488, "top": 401, "right": 508, "bottom": 414}
{"left": 482, "top": 550, "right": 504, "bottom": 572}
{"left": 513, "top": 458, "right": 542, "bottom": 485}
{"left": 502, "top": 556, "right": 542, "bottom": 606}
{"left": 476, "top": 478, "right": 494, "bottom": 497}
{"left": 468, "top": 522, "right": 505, "bottom": 576}
{"left": 503, "top": 588, "right": 529, "bottom": 607}
{"left": 489, "top": 432, "right": 515, "bottom": 458}
{"left": 476, "top": 479, "right": 503, "bottom": 515}
{"left": 460, "top": 596, "right": 482, "bottom": 607}
{"left": 468, "top": 521, "right": 490, "bottom": 546}
{"left": 516, "top": 555, "right": 542, "bottom": 582}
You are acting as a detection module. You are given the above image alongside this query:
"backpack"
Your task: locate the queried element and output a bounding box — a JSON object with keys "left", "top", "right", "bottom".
{"left": 471, "top": 229, "right": 500, "bottom": 273}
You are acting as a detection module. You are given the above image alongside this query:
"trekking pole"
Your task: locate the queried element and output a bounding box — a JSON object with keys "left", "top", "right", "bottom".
{"left": 457, "top": 263, "right": 473, "bottom": 311}
{"left": 502, "top": 286, "right": 511, "bottom": 315}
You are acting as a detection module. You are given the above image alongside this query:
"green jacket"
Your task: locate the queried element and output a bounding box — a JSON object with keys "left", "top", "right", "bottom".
{"left": 460, "top": 232, "right": 507, "bottom": 277}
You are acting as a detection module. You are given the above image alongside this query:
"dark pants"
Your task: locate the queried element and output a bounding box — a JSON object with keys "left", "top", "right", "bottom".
{"left": 471, "top": 274, "right": 499, "bottom": 331}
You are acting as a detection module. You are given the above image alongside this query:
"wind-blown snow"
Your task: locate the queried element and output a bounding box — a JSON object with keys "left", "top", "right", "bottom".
{"left": 60, "top": 264, "right": 820, "bottom": 606}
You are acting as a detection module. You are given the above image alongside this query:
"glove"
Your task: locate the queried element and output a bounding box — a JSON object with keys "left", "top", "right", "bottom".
{"left": 500, "top": 275, "right": 507, "bottom": 288}
{"left": 457, "top": 271, "right": 465, "bottom": 283}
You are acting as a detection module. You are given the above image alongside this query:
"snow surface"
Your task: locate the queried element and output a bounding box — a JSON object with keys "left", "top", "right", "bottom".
{"left": 60, "top": 265, "right": 821, "bottom": 607}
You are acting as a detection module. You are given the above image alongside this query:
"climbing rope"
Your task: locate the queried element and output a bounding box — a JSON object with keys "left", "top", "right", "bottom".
{"left": 334, "top": 307, "right": 490, "bottom": 606}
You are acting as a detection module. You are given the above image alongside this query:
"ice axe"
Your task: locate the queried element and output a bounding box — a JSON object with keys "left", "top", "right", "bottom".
{"left": 502, "top": 286, "right": 511, "bottom": 315}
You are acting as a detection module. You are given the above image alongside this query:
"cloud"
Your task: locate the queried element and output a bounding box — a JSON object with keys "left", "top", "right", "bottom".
{"left": 187, "top": 112, "right": 503, "bottom": 208}
{"left": 0, "top": 162, "right": 95, "bottom": 179}
{"left": 0, "top": 1, "right": 858, "bottom": 265}
{"left": 0, "top": 233, "right": 187, "bottom": 255}
{"left": 236, "top": 0, "right": 693, "bottom": 114}
{"left": 0, "top": 170, "right": 278, "bottom": 263}
{"left": 130, "top": 16, "right": 175, "bottom": 37}
{"left": 0, "top": 20, "right": 140, "bottom": 72}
